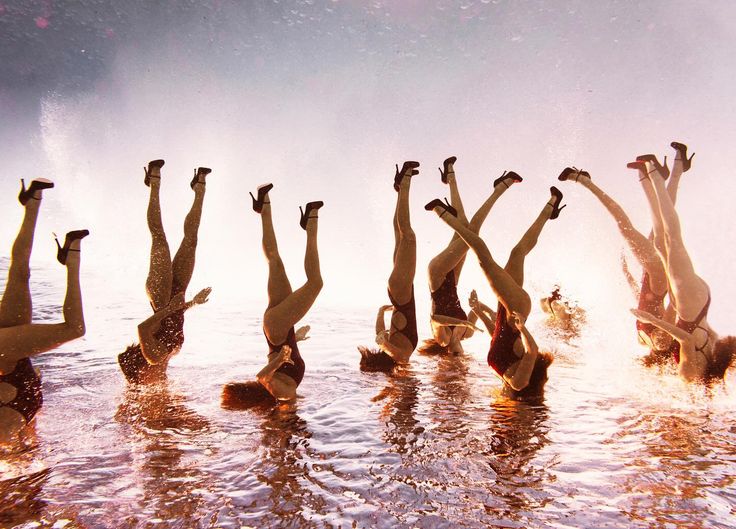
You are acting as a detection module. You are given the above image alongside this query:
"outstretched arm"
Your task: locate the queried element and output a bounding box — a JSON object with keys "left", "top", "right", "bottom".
{"left": 469, "top": 290, "right": 496, "bottom": 334}
{"left": 621, "top": 253, "right": 641, "bottom": 300}
{"left": 502, "top": 312, "right": 539, "bottom": 391}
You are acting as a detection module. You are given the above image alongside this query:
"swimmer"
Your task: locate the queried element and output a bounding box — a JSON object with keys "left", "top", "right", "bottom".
{"left": 118, "top": 160, "right": 212, "bottom": 384}
{"left": 539, "top": 287, "right": 585, "bottom": 335}
{"left": 1, "top": 179, "right": 87, "bottom": 442}
{"left": 421, "top": 157, "right": 519, "bottom": 355}
{"left": 426, "top": 186, "right": 563, "bottom": 398}
{"left": 360, "top": 161, "right": 419, "bottom": 372}
{"left": 222, "top": 184, "right": 323, "bottom": 407}
{"left": 631, "top": 142, "right": 735, "bottom": 382}
{"left": 559, "top": 160, "right": 684, "bottom": 364}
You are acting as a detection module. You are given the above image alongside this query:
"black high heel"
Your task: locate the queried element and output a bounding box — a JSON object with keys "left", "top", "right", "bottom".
{"left": 190, "top": 167, "right": 212, "bottom": 189}
{"left": 557, "top": 166, "right": 589, "bottom": 182}
{"left": 635, "top": 154, "right": 669, "bottom": 179}
{"left": 18, "top": 179, "right": 54, "bottom": 205}
{"left": 493, "top": 170, "right": 523, "bottom": 188}
{"left": 54, "top": 230, "right": 90, "bottom": 265}
{"left": 249, "top": 183, "right": 274, "bottom": 213}
{"left": 548, "top": 187, "right": 566, "bottom": 219}
{"left": 144, "top": 159, "right": 165, "bottom": 187}
{"left": 299, "top": 201, "right": 324, "bottom": 230}
{"left": 424, "top": 197, "right": 457, "bottom": 217}
{"left": 626, "top": 160, "right": 649, "bottom": 180}
{"left": 393, "top": 161, "right": 420, "bottom": 192}
{"left": 671, "top": 142, "right": 695, "bottom": 172}
{"left": 438, "top": 156, "right": 457, "bottom": 184}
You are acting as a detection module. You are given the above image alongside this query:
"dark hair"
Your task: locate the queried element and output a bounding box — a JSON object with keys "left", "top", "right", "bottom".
{"left": 705, "top": 336, "right": 736, "bottom": 381}
{"left": 221, "top": 381, "right": 277, "bottom": 409}
{"left": 416, "top": 338, "right": 450, "bottom": 356}
{"left": 506, "top": 352, "right": 554, "bottom": 399}
{"left": 118, "top": 343, "right": 149, "bottom": 384}
{"left": 359, "top": 347, "right": 397, "bottom": 373}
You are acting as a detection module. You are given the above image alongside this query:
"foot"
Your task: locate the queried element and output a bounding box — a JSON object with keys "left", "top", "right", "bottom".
{"left": 18, "top": 178, "right": 54, "bottom": 205}
{"left": 626, "top": 160, "right": 648, "bottom": 181}
{"left": 190, "top": 167, "right": 212, "bottom": 189}
{"left": 493, "top": 170, "right": 523, "bottom": 189}
{"left": 546, "top": 187, "right": 566, "bottom": 219}
{"left": 394, "top": 161, "right": 420, "bottom": 192}
{"left": 439, "top": 156, "right": 457, "bottom": 184}
{"left": 55, "top": 229, "right": 90, "bottom": 265}
{"left": 635, "top": 154, "right": 669, "bottom": 180}
{"left": 299, "top": 201, "right": 324, "bottom": 230}
{"left": 424, "top": 198, "right": 457, "bottom": 217}
{"left": 670, "top": 141, "right": 694, "bottom": 172}
{"left": 557, "top": 167, "right": 589, "bottom": 182}
{"left": 144, "top": 159, "right": 165, "bottom": 187}
{"left": 249, "top": 183, "right": 273, "bottom": 213}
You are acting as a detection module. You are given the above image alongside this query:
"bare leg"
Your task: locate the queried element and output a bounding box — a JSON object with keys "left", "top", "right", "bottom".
{"left": 388, "top": 176, "right": 415, "bottom": 304}
{"left": 145, "top": 179, "right": 172, "bottom": 311}
{"left": 428, "top": 184, "right": 508, "bottom": 291}
{"left": 263, "top": 214, "right": 323, "bottom": 344}
{"left": 260, "top": 198, "right": 293, "bottom": 309}
{"left": 577, "top": 177, "right": 667, "bottom": 295}
{"left": 444, "top": 163, "right": 470, "bottom": 278}
{"left": 0, "top": 240, "right": 85, "bottom": 356}
{"left": 171, "top": 185, "right": 205, "bottom": 296}
{"left": 502, "top": 200, "right": 553, "bottom": 289}
{"left": 0, "top": 200, "right": 41, "bottom": 327}
{"left": 644, "top": 168, "right": 709, "bottom": 319}
{"left": 430, "top": 208, "right": 531, "bottom": 317}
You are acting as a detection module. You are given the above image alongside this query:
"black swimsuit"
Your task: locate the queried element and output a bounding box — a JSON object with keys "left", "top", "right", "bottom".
{"left": 487, "top": 304, "right": 521, "bottom": 376}
{"left": 388, "top": 287, "right": 418, "bottom": 350}
{"left": 266, "top": 327, "right": 305, "bottom": 385}
{"left": 0, "top": 358, "right": 42, "bottom": 423}
{"left": 668, "top": 295, "right": 712, "bottom": 364}
{"left": 430, "top": 270, "right": 467, "bottom": 332}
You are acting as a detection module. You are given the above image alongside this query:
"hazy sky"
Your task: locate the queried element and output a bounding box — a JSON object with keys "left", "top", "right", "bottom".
{"left": 2, "top": 0, "right": 736, "bottom": 335}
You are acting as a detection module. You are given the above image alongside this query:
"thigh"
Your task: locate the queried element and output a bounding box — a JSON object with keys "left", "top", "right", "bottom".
{"left": 263, "top": 282, "right": 320, "bottom": 342}
{"left": 428, "top": 239, "right": 468, "bottom": 291}
{"left": 0, "top": 266, "right": 33, "bottom": 327}
{"left": 388, "top": 238, "right": 416, "bottom": 304}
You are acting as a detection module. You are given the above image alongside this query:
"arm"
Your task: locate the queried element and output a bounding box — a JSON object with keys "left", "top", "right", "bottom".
{"left": 502, "top": 312, "right": 539, "bottom": 391}
{"left": 470, "top": 307, "right": 496, "bottom": 335}
{"left": 257, "top": 345, "right": 297, "bottom": 400}
{"left": 375, "top": 305, "right": 392, "bottom": 338}
{"left": 620, "top": 253, "right": 641, "bottom": 300}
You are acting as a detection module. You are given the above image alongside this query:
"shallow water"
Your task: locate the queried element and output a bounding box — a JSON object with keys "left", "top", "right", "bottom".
{"left": 1, "top": 262, "right": 735, "bottom": 529}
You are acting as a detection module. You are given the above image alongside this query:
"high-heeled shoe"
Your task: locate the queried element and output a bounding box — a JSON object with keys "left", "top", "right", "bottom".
{"left": 394, "top": 161, "right": 420, "bottom": 192}
{"left": 18, "top": 179, "right": 54, "bottom": 205}
{"left": 54, "top": 229, "right": 90, "bottom": 265}
{"left": 548, "top": 187, "right": 566, "bottom": 219}
{"left": 438, "top": 156, "right": 457, "bottom": 184}
{"left": 671, "top": 142, "right": 695, "bottom": 172}
{"left": 144, "top": 159, "right": 165, "bottom": 187}
{"left": 424, "top": 197, "right": 457, "bottom": 217}
{"left": 190, "top": 167, "right": 212, "bottom": 189}
{"left": 635, "top": 154, "right": 669, "bottom": 179}
{"left": 249, "top": 183, "right": 274, "bottom": 213}
{"left": 626, "top": 160, "right": 648, "bottom": 179}
{"left": 299, "top": 201, "right": 324, "bottom": 230}
{"left": 493, "top": 170, "right": 523, "bottom": 188}
{"left": 557, "top": 167, "right": 589, "bottom": 182}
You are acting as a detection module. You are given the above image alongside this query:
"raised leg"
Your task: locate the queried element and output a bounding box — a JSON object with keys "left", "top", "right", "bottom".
{"left": 578, "top": 177, "right": 668, "bottom": 295}
{"left": 430, "top": 208, "right": 531, "bottom": 317}
{"left": 144, "top": 177, "right": 172, "bottom": 311}
{"left": 0, "top": 199, "right": 41, "bottom": 327}
{"left": 644, "top": 167, "right": 709, "bottom": 319}
{"left": 259, "top": 197, "right": 293, "bottom": 309}
{"left": 171, "top": 185, "right": 205, "bottom": 296}
{"left": 263, "top": 213, "right": 323, "bottom": 344}
{"left": 503, "top": 199, "right": 553, "bottom": 288}
{"left": 388, "top": 175, "right": 415, "bottom": 304}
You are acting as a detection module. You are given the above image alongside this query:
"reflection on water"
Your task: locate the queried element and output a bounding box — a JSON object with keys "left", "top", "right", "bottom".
{"left": 0, "top": 290, "right": 735, "bottom": 527}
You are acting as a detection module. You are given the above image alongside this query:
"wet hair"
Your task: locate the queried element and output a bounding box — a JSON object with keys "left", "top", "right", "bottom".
{"left": 118, "top": 343, "right": 148, "bottom": 384}
{"left": 506, "top": 352, "right": 554, "bottom": 399}
{"left": 704, "top": 336, "right": 736, "bottom": 381}
{"left": 640, "top": 348, "right": 672, "bottom": 368}
{"left": 359, "top": 347, "right": 397, "bottom": 373}
{"left": 221, "top": 381, "right": 277, "bottom": 409}
{"left": 416, "top": 338, "right": 450, "bottom": 356}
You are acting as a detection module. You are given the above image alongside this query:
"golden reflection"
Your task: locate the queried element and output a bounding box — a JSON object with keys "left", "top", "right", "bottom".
{"left": 115, "top": 385, "right": 214, "bottom": 524}
{"left": 373, "top": 368, "right": 421, "bottom": 454}
{"left": 0, "top": 467, "right": 50, "bottom": 527}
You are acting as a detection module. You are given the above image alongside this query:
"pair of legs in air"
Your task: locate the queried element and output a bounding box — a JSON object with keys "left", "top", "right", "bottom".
{"left": 425, "top": 157, "right": 519, "bottom": 354}
{"left": 426, "top": 184, "right": 563, "bottom": 395}
{"left": 0, "top": 180, "right": 87, "bottom": 441}
{"left": 361, "top": 161, "right": 419, "bottom": 371}
{"left": 222, "top": 184, "right": 323, "bottom": 406}
{"left": 629, "top": 144, "right": 735, "bottom": 381}
{"left": 118, "top": 160, "right": 211, "bottom": 384}
{"left": 558, "top": 152, "right": 685, "bottom": 361}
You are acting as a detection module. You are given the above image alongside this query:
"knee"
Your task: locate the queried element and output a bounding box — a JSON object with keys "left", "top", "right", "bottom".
{"left": 8, "top": 265, "right": 31, "bottom": 283}
{"left": 508, "top": 245, "right": 526, "bottom": 263}
{"left": 309, "top": 275, "right": 324, "bottom": 293}
{"left": 399, "top": 228, "right": 416, "bottom": 243}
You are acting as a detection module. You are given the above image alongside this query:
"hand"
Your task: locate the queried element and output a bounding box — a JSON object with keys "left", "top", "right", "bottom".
{"left": 279, "top": 345, "right": 294, "bottom": 365}
{"left": 294, "top": 325, "right": 311, "bottom": 342}
{"left": 380, "top": 305, "right": 394, "bottom": 312}
{"left": 468, "top": 289, "right": 479, "bottom": 309}
{"left": 510, "top": 311, "right": 526, "bottom": 330}
{"left": 191, "top": 287, "right": 212, "bottom": 305}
